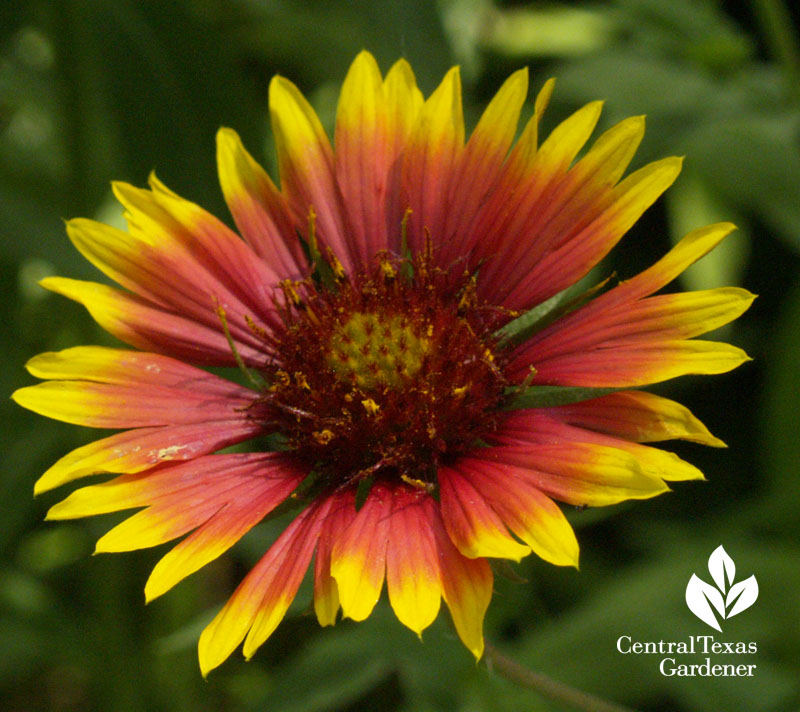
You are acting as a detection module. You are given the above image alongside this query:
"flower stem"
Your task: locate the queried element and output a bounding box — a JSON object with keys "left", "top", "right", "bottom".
{"left": 484, "top": 643, "right": 638, "bottom": 712}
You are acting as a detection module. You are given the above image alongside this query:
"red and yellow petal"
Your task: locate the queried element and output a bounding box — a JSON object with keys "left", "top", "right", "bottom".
{"left": 216, "top": 127, "right": 307, "bottom": 279}
{"left": 39, "top": 277, "right": 265, "bottom": 367}
{"left": 46, "top": 452, "right": 303, "bottom": 524}
{"left": 509, "top": 222, "right": 752, "bottom": 385}
{"left": 313, "top": 490, "right": 356, "bottom": 626}
{"left": 461, "top": 79, "right": 553, "bottom": 264}
{"left": 515, "top": 287, "right": 754, "bottom": 375}
{"left": 72, "top": 185, "right": 280, "bottom": 339}
{"left": 144, "top": 461, "right": 303, "bottom": 601}
{"left": 330, "top": 483, "right": 392, "bottom": 622}
{"left": 523, "top": 339, "right": 750, "bottom": 388}
{"left": 470, "top": 443, "right": 668, "bottom": 507}
{"left": 524, "top": 223, "right": 744, "bottom": 346}
{"left": 539, "top": 289, "right": 753, "bottom": 359}
{"left": 334, "top": 50, "right": 392, "bottom": 266}
{"left": 13, "top": 347, "right": 253, "bottom": 429}
{"left": 95, "top": 496, "right": 223, "bottom": 553}
{"left": 499, "top": 156, "right": 684, "bottom": 309}
{"left": 535, "top": 100, "right": 605, "bottom": 174}
{"left": 146, "top": 174, "right": 281, "bottom": 318}
{"left": 505, "top": 114, "right": 647, "bottom": 274}
{"left": 430, "top": 507, "right": 493, "bottom": 659}
{"left": 22, "top": 346, "right": 253, "bottom": 394}
{"left": 385, "top": 488, "right": 442, "bottom": 636}
{"left": 545, "top": 390, "right": 725, "bottom": 447}
{"left": 455, "top": 460, "right": 579, "bottom": 568}
{"left": 507, "top": 77, "right": 556, "bottom": 173}
{"left": 198, "top": 499, "right": 328, "bottom": 676}
{"left": 401, "top": 66, "right": 464, "bottom": 256}
{"left": 543, "top": 220, "right": 734, "bottom": 324}
{"left": 438, "top": 464, "right": 530, "bottom": 560}
{"left": 497, "top": 409, "right": 705, "bottom": 482}
{"left": 608, "top": 222, "right": 739, "bottom": 303}
{"left": 475, "top": 77, "right": 554, "bottom": 205}
{"left": 439, "top": 68, "right": 528, "bottom": 261}
{"left": 380, "top": 58, "right": 424, "bottom": 241}
{"left": 13, "top": 380, "right": 233, "bottom": 429}
{"left": 33, "top": 420, "right": 262, "bottom": 495}
{"left": 572, "top": 114, "right": 646, "bottom": 188}
{"left": 383, "top": 59, "right": 425, "bottom": 243}
{"left": 382, "top": 58, "right": 424, "bottom": 155}
{"left": 470, "top": 101, "right": 664, "bottom": 308}
{"left": 269, "top": 74, "right": 352, "bottom": 269}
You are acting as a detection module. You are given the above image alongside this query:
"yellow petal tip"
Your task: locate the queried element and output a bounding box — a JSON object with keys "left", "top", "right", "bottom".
{"left": 37, "top": 276, "right": 63, "bottom": 292}
{"left": 143, "top": 583, "right": 161, "bottom": 605}
{"left": 216, "top": 126, "right": 238, "bottom": 145}
{"left": 10, "top": 387, "right": 27, "bottom": 406}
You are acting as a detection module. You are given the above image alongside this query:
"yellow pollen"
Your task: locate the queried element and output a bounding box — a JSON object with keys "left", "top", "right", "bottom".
{"left": 282, "top": 281, "right": 302, "bottom": 305}
{"left": 380, "top": 260, "right": 396, "bottom": 280}
{"left": 458, "top": 280, "right": 477, "bottom": 311}
{"left": 452, "top": 384, "right": 470, "bottom": 398}
{"left": 326, "top": 311, "right": 430, "bottom": 389}
{"left": 307, "top": 207, "right": 318, "bottom": 253}
{"left": 313, "top": 429, "right": 334, "bottom": 444}
{"left": 244, "top": 314, "right": 268, "bottom": 339}
{"left": 294, "top": 372, "right": 311, "bottom": 391}
{"left": 361, "top": 398, "right": 380, "bottom": 415}
{"left": 330, "top": 252, "right": 345, "bottom": 280}
{"left": 401, "top": 474, "right": 435, "bottom": 493}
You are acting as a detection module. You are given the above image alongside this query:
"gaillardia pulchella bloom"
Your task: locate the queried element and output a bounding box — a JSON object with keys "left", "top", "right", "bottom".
{"left": 14, "top": 51, "right": 753, "bottom": 674}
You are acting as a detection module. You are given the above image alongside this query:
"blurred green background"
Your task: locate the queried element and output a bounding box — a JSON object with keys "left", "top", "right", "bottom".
{"left": 2, "top": 1, "right": 799, "bottom": 710}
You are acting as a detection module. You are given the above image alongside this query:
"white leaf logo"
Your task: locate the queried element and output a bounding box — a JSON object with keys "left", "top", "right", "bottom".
{"left": 727, "top": 575, "right": 759, "bottom": 618}
{"left": 685, "top": 546, "right": 758, "bottom": 630}
{"left": 708, "top": 545, "right": 735, "bottom": 591}
{"left": 686, "top": 574, "right": 725, "bottom": 631}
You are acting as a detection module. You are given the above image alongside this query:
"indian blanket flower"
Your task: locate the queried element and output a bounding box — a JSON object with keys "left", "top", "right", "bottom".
{"left": 13, "top": 51, "right": 753, "bottom": 674}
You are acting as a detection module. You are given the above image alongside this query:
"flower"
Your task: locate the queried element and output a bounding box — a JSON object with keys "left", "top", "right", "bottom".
{"left": 13, "top": 51, "right": 753, "bottom": 675}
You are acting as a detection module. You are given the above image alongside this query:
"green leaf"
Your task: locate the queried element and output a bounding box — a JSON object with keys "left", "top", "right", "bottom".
{"left": 683, "top": 113, "right": 800, "bottom": 253}
{"left": 495, "top": 290, "right": 571, "bottom": 346}
{"left": 355, "top": 474, "right": 375, "bottom": 511}
{"left": 504, "top": 385, "right": 620, "bottom": 410}
{"left": 496, "top": 278, "right": 611, "bottom": 347}
{"left": 250, "top": 631, "right": 391, "bottom": 712}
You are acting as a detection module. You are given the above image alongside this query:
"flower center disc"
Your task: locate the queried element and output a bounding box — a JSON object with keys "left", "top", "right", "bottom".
{"left": 258, "top": 251, "right": 510, "bottom": 489}
{"left": 326, "top": 312, "right": 430, "bottom": 390}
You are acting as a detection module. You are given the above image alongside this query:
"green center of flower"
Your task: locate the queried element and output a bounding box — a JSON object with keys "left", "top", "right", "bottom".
{"left": 326, "top": 312, "right": 430, "bottom": 390}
